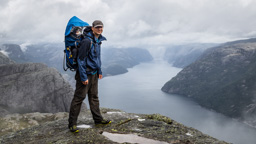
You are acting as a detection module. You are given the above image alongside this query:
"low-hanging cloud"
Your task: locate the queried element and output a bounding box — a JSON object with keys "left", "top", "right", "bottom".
{"left": 1, "top": 0, "right": 256, "bottom": 47}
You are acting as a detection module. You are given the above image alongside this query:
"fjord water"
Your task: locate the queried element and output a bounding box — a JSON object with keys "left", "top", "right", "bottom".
{"left": 95, "top": 60, "right": 256, "bottom": 144}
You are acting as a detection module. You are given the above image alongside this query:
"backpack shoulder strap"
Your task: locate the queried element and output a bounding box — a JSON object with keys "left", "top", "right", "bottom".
{"left": 85, "top": 37, "right": 94, "bottom": 58}
{"left": 77, "top": 37, "right": 93, "bottom": 60}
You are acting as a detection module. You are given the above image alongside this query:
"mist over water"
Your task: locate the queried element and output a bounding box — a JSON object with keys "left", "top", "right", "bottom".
{"left": 84, "top": 60, "right": 256, "bottom": 144}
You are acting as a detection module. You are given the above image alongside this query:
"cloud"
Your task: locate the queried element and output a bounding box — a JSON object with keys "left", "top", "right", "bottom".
{"left": 1, "top": 0, "right": 256, "bottom": 47}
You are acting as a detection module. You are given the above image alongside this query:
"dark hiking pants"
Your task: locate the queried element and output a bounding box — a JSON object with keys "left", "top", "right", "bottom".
{"left": 68, "top": 71, "right": 103, "bottom": 127}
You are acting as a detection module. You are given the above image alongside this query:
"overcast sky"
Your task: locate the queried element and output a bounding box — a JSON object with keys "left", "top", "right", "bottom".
{"left": 1, "top": 0, "right": 256, "bottom": 47}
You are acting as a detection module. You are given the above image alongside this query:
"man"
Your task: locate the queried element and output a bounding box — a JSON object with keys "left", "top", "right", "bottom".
{"left": 68, "top": 20, "right": 111, "bottom": 133}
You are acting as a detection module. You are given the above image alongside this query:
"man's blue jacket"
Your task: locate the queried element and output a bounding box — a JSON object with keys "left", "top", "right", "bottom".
{"left": 77, "top": 29, "right": 106, "bottom": 82}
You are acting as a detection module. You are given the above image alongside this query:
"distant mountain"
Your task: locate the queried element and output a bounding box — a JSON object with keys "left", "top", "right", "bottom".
{"left": 23, "top": 43, "right": 153, "bottom": 76}
{"left": 0, "top": 52, "right": 14, "bottom": 65}
{"left": 101, "top": 47, "right": 153, "bottom": 76}
{"left": 0, "top": 44, "right": 29, "bottom": 63}
{"left": 0, "top": 43, "right": 153, "bottom": 88}
{"left": 164, "top": 43, "right": 219, "bottom": 68}
{"left": 103, "top": 64, "right": 128, "bottom": 76}
{"left": 162, "top": 38, "right": 256, "bottom": 127}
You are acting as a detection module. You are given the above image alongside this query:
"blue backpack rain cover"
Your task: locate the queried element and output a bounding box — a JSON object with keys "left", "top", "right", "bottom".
{"left": 63, "top": 16, "right": 89, "bottom": 71}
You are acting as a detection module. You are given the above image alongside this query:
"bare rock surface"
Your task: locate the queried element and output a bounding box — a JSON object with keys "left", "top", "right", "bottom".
{"left": 0, "top": 62, "right": 75, "bottom": 116}
{"left": 0, "top": 108, "right": 228, "bottom": 144}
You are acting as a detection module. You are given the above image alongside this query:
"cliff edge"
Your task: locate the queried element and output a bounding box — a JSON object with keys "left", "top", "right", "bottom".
{"left": 0, "top": 108, "right": 228, "bottom": 144}
{"left": 0, "top": 61, "right": 75, "bottom": 116}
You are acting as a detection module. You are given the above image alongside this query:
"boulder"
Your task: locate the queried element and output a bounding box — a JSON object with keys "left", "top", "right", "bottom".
{"left": 0, "top": 63, "right": 75, "bottom": 115}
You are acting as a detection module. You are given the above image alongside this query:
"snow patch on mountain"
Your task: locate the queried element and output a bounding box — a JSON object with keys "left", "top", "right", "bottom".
{"left": 20, "top": 42, "right": 31, "bottom": 52}
{"left": 0, "top": 50, "right": 10, "bottom": 57}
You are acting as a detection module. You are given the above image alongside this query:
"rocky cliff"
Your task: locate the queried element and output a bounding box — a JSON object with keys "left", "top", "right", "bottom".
{"left": 162, "top": 38, "right": 256, "bottom": 127}
{"left": 0, "top": 108, "right": 228, "bottom": 144}
{"left": 0, "top": 62, "right": 75, "bottom": 116}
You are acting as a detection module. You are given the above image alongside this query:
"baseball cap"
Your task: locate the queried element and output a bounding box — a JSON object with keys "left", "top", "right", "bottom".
{"left": 92, "top": 20, "right": 104, "bottom": 28}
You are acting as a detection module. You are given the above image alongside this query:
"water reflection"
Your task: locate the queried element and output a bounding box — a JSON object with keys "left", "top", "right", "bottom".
{"left": 102, "top": 132, "right": 169, "bottom": 144}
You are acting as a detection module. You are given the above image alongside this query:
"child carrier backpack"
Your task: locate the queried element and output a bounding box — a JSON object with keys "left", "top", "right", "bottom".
{"left": 63, "top": 16, "right": 89, "bottom": 71}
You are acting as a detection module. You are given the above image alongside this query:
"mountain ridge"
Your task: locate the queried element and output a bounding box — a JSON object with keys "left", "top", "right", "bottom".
{"left": 162, "top": 38, "right": 256, "bottom": 127}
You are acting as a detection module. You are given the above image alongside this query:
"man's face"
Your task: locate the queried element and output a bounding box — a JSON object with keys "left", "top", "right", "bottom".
{"left": 92, "top": 26, "right": 103, "bottom": 36}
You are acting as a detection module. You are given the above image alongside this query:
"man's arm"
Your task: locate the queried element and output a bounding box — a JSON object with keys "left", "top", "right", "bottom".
{"left": 77, "top": 39, "right": 91, "bottom": 85}
{"left": 98, "top": 44, "right": 103, "bottom": 79}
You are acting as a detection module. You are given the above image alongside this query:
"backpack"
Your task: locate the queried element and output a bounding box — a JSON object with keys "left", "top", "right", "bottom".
{"left": 63, "top": 16, "right": 89, "bottom": 71}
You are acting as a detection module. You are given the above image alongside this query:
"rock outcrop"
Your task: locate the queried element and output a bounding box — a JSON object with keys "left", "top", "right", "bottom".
{"left": 0, "top": 62, "right": 75, "bottom": 116}
{"left": 0, "top": 108, "right": 228, "bottom": 144}
{"left": 162, "top": 38, "right": 256, "bottom": 127}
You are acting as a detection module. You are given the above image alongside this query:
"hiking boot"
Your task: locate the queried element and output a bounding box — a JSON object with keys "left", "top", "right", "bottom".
{"left": 69, "top": 125, "right": 79, "bottom": 133}
{"left": 95, "top": 119, "right": 112, "bottom": 126}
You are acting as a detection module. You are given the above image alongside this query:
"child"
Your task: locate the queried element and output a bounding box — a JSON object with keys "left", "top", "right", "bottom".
{"left": 70, "top": 27, "right": 83, "bottom": 65}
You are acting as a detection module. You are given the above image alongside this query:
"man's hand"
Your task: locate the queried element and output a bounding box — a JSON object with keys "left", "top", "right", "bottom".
{"left": 99, "top": 74, "right": 103, "bottom": 79}
{"left": 82, "top": 80, "right": 89, "bottom": 85}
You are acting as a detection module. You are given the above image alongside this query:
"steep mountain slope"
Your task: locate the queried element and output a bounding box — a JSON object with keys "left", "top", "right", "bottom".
{"left": 0, "top": 62, "right": 75, "bottom": 116}
{"left": 162, "top": 38, "right": 256, "bottom": 127}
